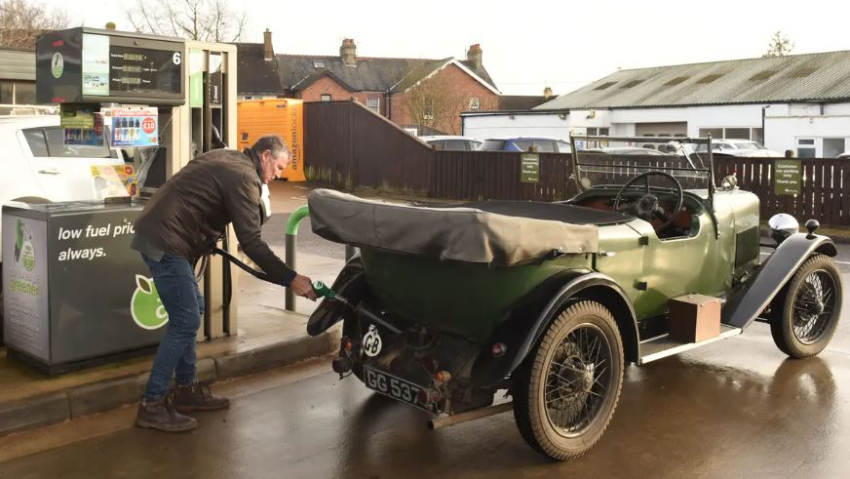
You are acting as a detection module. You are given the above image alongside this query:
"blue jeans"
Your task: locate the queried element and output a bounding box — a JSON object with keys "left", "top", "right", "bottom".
{"left": 142, "top": 253, "right": 204, "bottom": 401}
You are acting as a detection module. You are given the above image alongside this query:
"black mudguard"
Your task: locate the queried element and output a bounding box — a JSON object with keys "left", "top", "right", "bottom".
{"left": 722, "top": 233, "right": 838, "bottom": 329}
{"left": 306, "top": 256, "right": 366, "bottom": 336}
{"left": 470, "top": 271, "right": 639, "bottom": 389}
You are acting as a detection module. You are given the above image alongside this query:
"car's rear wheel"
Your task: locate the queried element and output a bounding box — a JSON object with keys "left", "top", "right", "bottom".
{"left": 513, "top": 300, "right": 624, "bottom": 461}
{"left": 770, "top": 254, "right": 842, "bottom": 358}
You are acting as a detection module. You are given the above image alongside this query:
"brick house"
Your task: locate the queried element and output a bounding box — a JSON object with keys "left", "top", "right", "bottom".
{"left": 274, "top": 36, "right": 501, "bottom": 135}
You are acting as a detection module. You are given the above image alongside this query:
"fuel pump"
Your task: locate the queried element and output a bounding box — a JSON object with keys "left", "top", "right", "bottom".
{"left": 3, "top": 28, "right": 238, "bottom": 373}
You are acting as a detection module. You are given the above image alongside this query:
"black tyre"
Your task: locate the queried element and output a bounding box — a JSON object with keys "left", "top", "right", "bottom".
{"left": 770, "top": 254, "right": 842, "bottom": 359}
{"left": 512, "top": 300, "right": 624, "bottom": 461}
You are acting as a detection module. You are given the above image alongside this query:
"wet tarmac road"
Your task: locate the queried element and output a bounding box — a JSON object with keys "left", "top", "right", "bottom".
{"left": 3, "top": 323, "right": 850, "bottom": 479}
{"left": 5, "top": 182, "right": 850, "bottom": 477}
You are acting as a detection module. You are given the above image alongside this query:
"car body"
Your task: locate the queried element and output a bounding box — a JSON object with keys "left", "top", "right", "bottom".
{"left": 691, "top": 138, "right": 782, "bottom": 157}
{"left": 305, "top": 136, "right": 842, "bottom": 461}
{"left": 586, "top": 146, "right": 668, "bottom": 156}
{"left": 420, "top": 135, "right": 482, "bottom": 151}
{"left": 480, "top": 136, "right": 572, "bottom": 153}
{"left": 838, "top": 151, "right": 850, "bottom": 159}
{"left": 0, "top": 115, "right": 124, "bottom": 265}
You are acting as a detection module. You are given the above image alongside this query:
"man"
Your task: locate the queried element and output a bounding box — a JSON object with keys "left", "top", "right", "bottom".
{"left": 131, "top": 135, "right": 316, "bottom": 432}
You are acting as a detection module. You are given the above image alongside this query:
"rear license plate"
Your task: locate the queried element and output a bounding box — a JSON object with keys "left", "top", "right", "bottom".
{"left": 363, "top": 366, "right": 424, "bottom": 407}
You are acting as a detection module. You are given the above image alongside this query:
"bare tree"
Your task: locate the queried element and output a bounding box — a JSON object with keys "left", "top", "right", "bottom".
{"left": 401, "top": 68, "right": 485, "bottom": 135}
{"left": 126, "top": 0, "right": 247, "bottom": 42}
{"left": 0, "top": 0, "right": 69, "bottom": 50}
{"left": 763, "top": 31, "right": 795, "bottom": 58}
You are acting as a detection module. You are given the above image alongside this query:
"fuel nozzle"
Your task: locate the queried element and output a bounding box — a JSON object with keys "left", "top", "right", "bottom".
{"left": 313, "top": 281, "right": 350, "bottom": 306}
{"left": 312, "top": 281, "right": 402, "bottom": 335}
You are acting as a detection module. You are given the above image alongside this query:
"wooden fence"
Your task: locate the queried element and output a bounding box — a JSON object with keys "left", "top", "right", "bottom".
{"left": 304, "top": 100, "right": 432, "bottom": 192}
{"left": 303, "top": 102, "right": 849, "bottom": 226}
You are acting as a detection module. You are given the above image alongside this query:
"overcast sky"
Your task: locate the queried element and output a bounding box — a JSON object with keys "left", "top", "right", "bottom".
{"left": 42, "top": 0, "right": 850, "bottom": 96}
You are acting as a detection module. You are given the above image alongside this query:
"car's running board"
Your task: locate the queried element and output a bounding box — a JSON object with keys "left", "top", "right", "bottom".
{"left": 638, "top": 325, "right": 743, "bottom": 364}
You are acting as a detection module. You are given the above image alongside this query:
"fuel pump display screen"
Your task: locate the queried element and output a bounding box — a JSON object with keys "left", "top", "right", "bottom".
{"left": 36, "top": 28, "right": 186, "bottom": 105}
{"left": 109, "top": 46, "right": 182, "bottom": 98}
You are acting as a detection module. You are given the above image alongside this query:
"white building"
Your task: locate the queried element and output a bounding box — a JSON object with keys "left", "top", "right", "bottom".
{"left": 462, "top": 50, "right": 850, "bottom": 157}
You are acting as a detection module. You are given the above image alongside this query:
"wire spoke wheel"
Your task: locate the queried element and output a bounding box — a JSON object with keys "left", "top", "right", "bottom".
{"left": 513, "top": 300, "right": 624, "bottom": 461}
{"left": 544, "top": 324, "right": 613, "bottom": 436}
{"left": 771, "top": 254, "right": 843, "bottom": 358}
{"left": 792, "top": 271, "right": 836, "bottom": 344}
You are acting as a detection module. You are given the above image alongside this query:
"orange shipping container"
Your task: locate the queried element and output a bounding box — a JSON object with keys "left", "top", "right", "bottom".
{"left": 237, "top": 99, "right": 305, "bottom": 182}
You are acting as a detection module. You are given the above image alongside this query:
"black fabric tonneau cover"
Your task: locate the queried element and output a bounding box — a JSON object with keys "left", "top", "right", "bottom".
{"left": 308, "top": 190, "right": 614, "bottom": 266}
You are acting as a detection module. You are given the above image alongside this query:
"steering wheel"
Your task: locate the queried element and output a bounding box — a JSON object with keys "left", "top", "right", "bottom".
{"left": 613, "top": 171, "right": 684, "bottom": 232}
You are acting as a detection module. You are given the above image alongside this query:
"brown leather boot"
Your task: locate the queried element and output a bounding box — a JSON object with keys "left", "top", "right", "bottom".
{"left": 135, "top": 397, "right": 197, "bottom": 432}
{"left": 172, "top": 382, "right": 231, "bottom": 412}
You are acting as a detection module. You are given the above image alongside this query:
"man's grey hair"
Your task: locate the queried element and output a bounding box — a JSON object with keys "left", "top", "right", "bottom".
{"left": 252, "top": 135, "right": 291, "bottom": 159}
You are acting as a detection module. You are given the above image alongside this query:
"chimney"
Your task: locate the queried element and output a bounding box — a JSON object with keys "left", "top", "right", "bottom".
{"left": 263, "top": 29, "right": 273, "bottom": 62}
{"left": 466, "top": 44, "right": 483, "bottom": 70}
{"left": 340, "top": 38, "right": 357, "bottom": 66}
{"left": 543, "top": 87, "right": 555, "bottom": 99}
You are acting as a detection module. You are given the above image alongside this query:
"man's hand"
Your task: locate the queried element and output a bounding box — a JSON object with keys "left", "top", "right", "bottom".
{"left": 290, "top": 274, "right": 317, "bottom": 301}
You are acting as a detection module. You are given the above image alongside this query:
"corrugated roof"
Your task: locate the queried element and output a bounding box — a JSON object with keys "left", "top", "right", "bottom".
{"left": 538, "top": 50, "right": 850, "bottom": 110}
{"left": 234, "top": 43, "right": 285, "bottom": 96}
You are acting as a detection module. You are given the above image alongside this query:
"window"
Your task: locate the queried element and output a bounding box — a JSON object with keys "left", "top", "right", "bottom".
{"left": 423, "top": 98, "right": 435, "bottom": 120}
{"left": 620, "top": 80, "right": 644, "bottom": 89}
{"left": 15, "top": 83, "right": 35, "bottom": 104}
{"left": 586, "top": 127, "right": 609, "bottom": 148}
{"left": 366, "top": 97, "right": 380, "bottom": 113}
{"left": 749, "top": 70, "right": 777, "bottom": 81}
{"left": 824, "top": 138, "right": 846, "bottom": 158}
{"left": 23, "top": 129, "right": 49, "bottom": 157}
{"left": 797, "top": 138, "right": 816, "bottom": 158}
{"left": 469, "top": 97, "right": 480, "bottom": 111}
{"left": 594, "top": 81, "right": 617, "bottom": 91}
{"left": 313, "top": 60, "right": 326, "bottom": 69}
{"left": 321, "top": 94, "right": 332, "bottom": 102}
{"left": 0, "top": 82, "right": 12, "bottom": 103}
{"left": 481, "top": 139, "right": 507, "bottom": 151}
{"left": 0, "top": 81, "right": 35, "bottom": 104}
{"left": 696, "top": 74, "right": 724, "bottom": 84}
{"left": 699, "top": 128, "right": 723, "bottom": 139}
{"left": 789, "top": 67, "right": 818, "bottom": 78}
{"left": 664, "top": 76, "right": 690, "bottom": 86}
{"left": 725, "top": 128, "right": 750, "bottom": 140}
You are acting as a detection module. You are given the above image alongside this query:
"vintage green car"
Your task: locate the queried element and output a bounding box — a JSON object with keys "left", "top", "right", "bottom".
{"left": 305, "top": 136, "right": 843, "bottom": 461}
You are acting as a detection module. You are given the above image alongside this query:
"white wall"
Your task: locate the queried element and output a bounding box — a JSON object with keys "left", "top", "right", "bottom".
{"left": 462, "top": 100, "right": 850, "bottom": 156}
{"left": 462, "top": 113, "right": 571, "bottom": 141}
{"left": 609, "top": 104, "right": 768, "bottom": 137}
{"left": 766, "top": 116, "right": 850, "bottom": 156}
{"left": 825, "top": 103, "right": 850, "bottom": 115}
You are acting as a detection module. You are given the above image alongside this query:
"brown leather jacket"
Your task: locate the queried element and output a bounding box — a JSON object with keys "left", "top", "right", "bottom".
{"left": 131, "top": 148, "right": 296, "bottom": 285}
